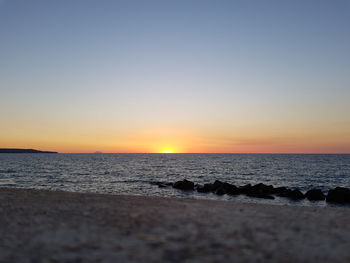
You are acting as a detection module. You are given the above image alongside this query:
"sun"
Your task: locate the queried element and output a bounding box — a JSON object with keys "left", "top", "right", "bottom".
{"left": 161, "top": 147, "right": 174, "bottom": 154}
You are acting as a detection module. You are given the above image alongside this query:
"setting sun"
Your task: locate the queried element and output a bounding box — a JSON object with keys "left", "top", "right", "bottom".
{"left": 161, "top": 147, "right": 175, "bottom": 154}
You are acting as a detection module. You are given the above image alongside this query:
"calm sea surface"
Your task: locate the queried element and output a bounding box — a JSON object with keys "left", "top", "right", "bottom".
{"left": 0, "top": 154, "right": 349, "bottom": 206}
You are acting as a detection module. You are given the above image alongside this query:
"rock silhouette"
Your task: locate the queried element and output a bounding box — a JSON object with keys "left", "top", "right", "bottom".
{"left": 245, "top": 183, "right": 275, "bottom": 199}
{"left": 238, "top": 184, "right": 252, "bottom": 195}
{"left": 211, "top": 180, "right": 225, "bottom": 192}
{"left": 153, "top": 179, "right": 350, "bottom": 205}
{"left": 278, "top": 189, "right": 305, "bottom": 200}
{"left": 173, "top": 179, "right": 195, "bottom": 191}
{"left": 326, "top": 187, "right": 350, "bottom": 204}
{"left": 305, "top": 189, "right": 325, "bottom": 201}
{"left": 272, "top": 187, "right": 288, "bottom": 195}
{"left": 196, "top": 184, "right": 212, "bottom": 193}
{"left": 222, "top": 183, "right": 240, "bottom": 195}
{"left": 215, "top": 187, "right": 226, "bottom": 195}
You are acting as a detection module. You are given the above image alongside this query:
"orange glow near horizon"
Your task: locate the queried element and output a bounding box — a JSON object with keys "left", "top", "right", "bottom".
{"left": 2, "top": 132, "right": 350, "bottom": 154}
{"left": 1, "top": 124, "right": 350, "bottom": 154}
{"left": 1, "top": 142, "right": 350, "bottom": 154}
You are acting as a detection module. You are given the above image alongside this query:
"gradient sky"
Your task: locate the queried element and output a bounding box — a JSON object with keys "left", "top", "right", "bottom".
{"left": 1, "top": 0, "right": 350, "bottom": 153}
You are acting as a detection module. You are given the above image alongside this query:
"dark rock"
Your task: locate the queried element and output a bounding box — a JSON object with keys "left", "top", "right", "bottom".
{"left": 250, "top": 183, "right": 274, "bottom": 195}
{"left": 215, "top": 187, "right": 226, "bottom": 195}
{"left": 246, "top": 192, "right": 275, "bottom": 200}
{"left": 196, "top": 183, "right": 212, "bottom": 193}
{"left": 277, "top": 189, "right": 305, "bottom": 200}
{"left": 289, "top": 189, "right": 305, "bottom": 200}
{"left": 272, "top": 186, "right": 288, "bottom": 195}
{"left": 276, "top": 189, "right": 292, "bottom": 197}
{"left": 239, "top": 184, "right": 252, "bottom": 194}
{"left": 211, "top": 180, "right": 225, "bottom": 192}
{"left": 261, "top": 195, "right": 275, "bottom": 200}
{"left": 255, "top": 183, "right": 274, "bottom": 191}
{"left": 326, "top": 187, "right": 350, "bottom": 204}
{"left": 236, "top": 183, "right": 275, "bottom": 199}
{"left": 222, "top": 183, "right": 240, "bottom": 195}
{"left": 173, "top": 179, "right": 194, "bottom": 191}
{"left": 305, "top": 189, "right": 325, "bottom": 201}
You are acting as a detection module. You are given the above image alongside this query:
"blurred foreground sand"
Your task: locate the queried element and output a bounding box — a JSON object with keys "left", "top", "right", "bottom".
{"left": 0, "top": 188, "right": 349, "bottom": 262}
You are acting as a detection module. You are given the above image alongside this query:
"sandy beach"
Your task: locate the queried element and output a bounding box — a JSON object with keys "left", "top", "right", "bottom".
{"left": 1, "top": 188, "right": 349, "bottom": 263}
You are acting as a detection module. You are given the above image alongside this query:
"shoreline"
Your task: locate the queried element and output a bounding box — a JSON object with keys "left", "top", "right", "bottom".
{"left": 4, "top": 185, "right": 350, "bottom": 209}
{"left": 1, "top": 188, "right": 350, "bottom": 262}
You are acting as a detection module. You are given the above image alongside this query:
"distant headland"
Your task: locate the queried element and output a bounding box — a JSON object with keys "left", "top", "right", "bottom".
{"left": 0, "top": 148, "right": 58, "bottom": 154}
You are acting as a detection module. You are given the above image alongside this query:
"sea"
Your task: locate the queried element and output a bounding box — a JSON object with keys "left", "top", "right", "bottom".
{"left": 0, "top": 153, "right": 349, "bottom": 207}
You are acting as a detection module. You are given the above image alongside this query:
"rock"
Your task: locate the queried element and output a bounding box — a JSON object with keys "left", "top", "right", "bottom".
{"left": 211, "top": 180, "right": 225, "bottom": 192}
{"left": 222, "top": 183, "right": 240, "bottom": 195}
{"left": 238, "top": 184, "right": 252, "bottom": 195}
{"left": 236, "top": 183, "right": 275, "bottom": 199}
{"left": 246, "top": 193, "right": 275, "bottom": 200}
{"left": 246, "top": 183, "right": 274, "bottom": 199}
{"left": 277, "top": 189, "right": 292, "bottom": 197}
{"left": 289, "top": 189, "right": 305, "bottom": 200}
{"left": 196, "top": 183, "right": 212, "bottom": 193}
{"left": 326, "top": 187, "right": 350, "bottom": 204}
{"left": 173, "top": 179, "right": 194, "bottom": 191}
{"left": 272, "top": 187, "right": 288, "bottom": 195}
{"left": 277, "top": 189, "right": 305, "bottom": 200}
{"left": 215, "top": 187, "right": 226, "bottom": 195}
{"left": 198, "top": 181, "right": 239, "bottom": 195}
{"left": 305, "top": 189, "right": 325, "bottom": 201}
{"left": 262, "top": 195, "right": 275, "bottom": 200}
{"left": 250, "top": 183, "right": 274, "bottom": 195}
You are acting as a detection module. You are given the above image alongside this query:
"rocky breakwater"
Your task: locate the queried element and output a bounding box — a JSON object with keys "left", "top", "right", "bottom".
{"left": 153, "top": 179, "right": 350, "bottom": 205}
{"left": 326, "top": 187, "right": 350, "bottom": 204}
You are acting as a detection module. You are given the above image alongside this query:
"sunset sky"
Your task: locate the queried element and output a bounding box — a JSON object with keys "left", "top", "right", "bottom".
{"left": 1, "top": 0, "right": 350, "bottom": 153}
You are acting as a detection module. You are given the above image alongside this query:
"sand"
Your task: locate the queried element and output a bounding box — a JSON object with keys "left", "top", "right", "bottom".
{"left": 0, "top": 188, "right": 349, "bottom": 263}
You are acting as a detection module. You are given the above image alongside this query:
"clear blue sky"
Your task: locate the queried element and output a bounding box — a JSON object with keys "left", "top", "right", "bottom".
{"left": 1, "top": 0, "right": 350, "bottom": 153}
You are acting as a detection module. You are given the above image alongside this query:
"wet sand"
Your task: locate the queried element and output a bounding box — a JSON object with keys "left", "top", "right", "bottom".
{"left": 0, "top": 188, "right": 349, "bottom": 262}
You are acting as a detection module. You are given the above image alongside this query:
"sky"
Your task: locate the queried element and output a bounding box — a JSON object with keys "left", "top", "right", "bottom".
{"left": 0, "top": 0, "right": 350, "bottom": 153}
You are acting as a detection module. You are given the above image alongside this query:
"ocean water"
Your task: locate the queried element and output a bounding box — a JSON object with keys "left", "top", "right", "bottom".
{"left": 0, "top": 153, "right": 349, "bottom": 207}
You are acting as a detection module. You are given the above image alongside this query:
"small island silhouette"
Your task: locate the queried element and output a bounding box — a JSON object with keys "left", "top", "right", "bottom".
{"left": 0, "top": 148, "right": 58, "bottom": 154}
